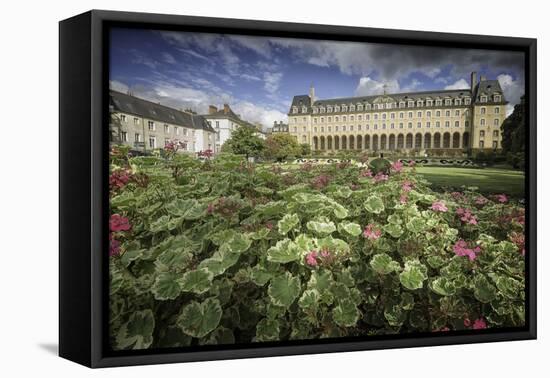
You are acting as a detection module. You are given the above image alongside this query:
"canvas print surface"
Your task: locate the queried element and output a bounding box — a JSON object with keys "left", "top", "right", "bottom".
{"left": 108, "top": 27, "right": 527, "bottom": 351}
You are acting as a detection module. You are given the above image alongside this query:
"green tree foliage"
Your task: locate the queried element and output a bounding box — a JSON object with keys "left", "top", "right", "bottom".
{"left": 501, "top": 96, "right": 526, "bottom": 168}
{"left": 222, "top": 126, "right": 265, "bottom": 158}
{"left": 264, "top": 133, "right": 301, "bottom": 161}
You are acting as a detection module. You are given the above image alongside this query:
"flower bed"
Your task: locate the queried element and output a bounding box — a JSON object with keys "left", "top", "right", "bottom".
{"left": 109, "top": 147, "right": 525, "bottom": 350}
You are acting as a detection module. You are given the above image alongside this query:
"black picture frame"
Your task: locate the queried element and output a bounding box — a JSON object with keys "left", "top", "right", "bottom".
{"left": 59, "top": 9, "right": 537, "bottom": 368}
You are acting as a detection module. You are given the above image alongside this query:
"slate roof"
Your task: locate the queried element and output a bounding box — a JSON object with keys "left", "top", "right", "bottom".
{"left": 109, "top": 90, "right": 214, "bottom": 132}
{"left": 204, "top": 106, "right": 242, "bottom": 123}
{"left": 289, "top": 79, "right": 507, "bottom": 114}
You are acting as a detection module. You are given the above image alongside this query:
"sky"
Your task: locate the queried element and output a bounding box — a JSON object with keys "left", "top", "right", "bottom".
{"left": 109, "top": 28, "right": 525, "bottom": 130}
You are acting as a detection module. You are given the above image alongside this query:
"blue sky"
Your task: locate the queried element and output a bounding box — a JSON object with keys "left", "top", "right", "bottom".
{"left": 110, "top": 28, "right": 525, "bottom": 129}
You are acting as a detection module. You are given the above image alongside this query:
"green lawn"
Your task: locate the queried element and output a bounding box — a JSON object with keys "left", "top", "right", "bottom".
{"left": 415, "top": 166, "right": 525, "bottom": 198}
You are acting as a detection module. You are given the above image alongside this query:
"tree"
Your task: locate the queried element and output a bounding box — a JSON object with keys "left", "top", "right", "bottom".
{"left": 264, "top": 134, "right": 301, "bottom": 161}
{"left": 501, "top": 96, "right": 526, "bottom": 169}
{"left": 299, "top": 143, "right": 311, "bottom": 157}
{"left": 222, "top": 126, "right": 265, "bottom": 158}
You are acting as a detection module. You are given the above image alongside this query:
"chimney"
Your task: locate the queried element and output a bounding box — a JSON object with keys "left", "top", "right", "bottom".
{"left": 309, "top": 84, "right": 315, "bottom": 102}
{"left": 470, "top": 72, "right": 477, "bottom": 92}
{"left": 480, "top": 75, "right": 487, "bottom": 82}
{"left": 223, "top": 104, "right": 230, "bottom": 114}
{"left": 273, "top": 121, "right": 277, "bottom": 126}
{"left": 208, "top": 105, "right": 217, "bottom": 114}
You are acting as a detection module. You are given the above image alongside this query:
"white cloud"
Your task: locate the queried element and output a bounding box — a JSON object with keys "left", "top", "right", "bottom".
{"left": 444, "top": 78, "right": 470, "bottom": 90}
{"left": 232, "top": 101, "right": 287, "bottom": 130}
{"left": 354, "top": 76, "right": 400, "bottom": 96}
{"left": 497, "top": 73, "right": 524, "bottom": 116}
{"left": 109, "top": 80, "right": 129, "bottom": 93}
{"left": 162, "top": 52, "right": 176, "bottom": 64}
{"left": 263, "top": 72, "right": 283, "bottom": 94}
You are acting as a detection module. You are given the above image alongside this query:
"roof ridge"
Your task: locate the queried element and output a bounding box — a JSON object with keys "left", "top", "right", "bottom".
{"left": 312, "top": 88, "right": 472, "bottom": 104}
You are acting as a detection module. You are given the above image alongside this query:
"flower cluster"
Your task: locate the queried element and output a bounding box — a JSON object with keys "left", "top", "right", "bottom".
{"left": 456, "top": 207, "right": 478, "bottom": 225}
{"left": 109, "top": 214, "right": 131, "bottom": 257}
{"left": 464, "top": 317, "right": 487, "bottom": 330}
{"left": 363, "top": 223, "right": 382, "bottom": 240}
{"left": 304, "top": 249, "right": 334, "bottom": 267}
{"left": 431, "top": 200, "right": 448, "bottom": 213}
{"left": 360, "top": 168, "right": 373, "bottom": 178}
{"left": 390, "top": 160, "right": 404, "bottom": 173}
{"left": 509, "top": 231, "right": 526, "bottom": 256}
{"left": 373, "top": 172, "right": 389, "bottom": 183}
{"left": 109, "top": 169, "right": 133, "bottom": 191}
{"left": 474, "top": 196, "right": 489, "bottom": 206}
{"left": 453, "top": 239, "right": 481, "bottom": 261}
{"left": 198, "top": 149, "right": 214, "bottom": 158}
{"left": 495, "top": 194, "right": 509, "bottom": 203}
{"left": 311, "top": 174, "right": 330, "bottom": 190}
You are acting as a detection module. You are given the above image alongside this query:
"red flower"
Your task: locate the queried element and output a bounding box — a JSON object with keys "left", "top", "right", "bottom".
{"left": 363, "top": 224, "right": 382, "bottom": 240}
{"left": 473, "top": 318, "right": 487, "bottom": 330}
{"left": 110, "top": 214, "right": 131, "bottom": 232}
{"left": 109, "top": 234, "right": 121, "bottom": 257}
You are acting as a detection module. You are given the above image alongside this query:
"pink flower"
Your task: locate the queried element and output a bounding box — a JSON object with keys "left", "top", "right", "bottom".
{"left": 431, "top": 200, "right": 448, "bottom": 213}
{"left": 453, "top": 239, "right": 481, "bottom": 261}
{"left": 473, "top": 318, "right": 487, "bottom": 330}
{"left": 408, "top": 160, "right": 416, "bottom": 167}
{"left": 464, "top": 318, "right": 472, "bottom": 327}
{"left": 399, "top": 194, "right": 408, "bottom": 204}
{"left": 401, "top": 180, "right": 413, "bottom": 192}
{"left": 475, "top": 196, "right": 489, "bottom": 206}
{"left": 109, "top": 214, "right": 131, "bottom": 232}
{"left": 265, "top": 222, "right": 274, "bottom": 230}
{"left": 305, "top": 251, "right": 318, "bottom": 267}
{"left": 312, "top": 175, "right": 330, "bottom": 189}
{"left": 496, "top": 194, "right": 509, "bottom": 203}
{"left": 320, "top": 249, "right": 331, "bottom": 259}
{"left": 373, "top": 172, "right": 389, "bottom": 183}
{"left": 360, "top": 169, "right": 373, "bottom": 178}
{"left": 207, "top": 203, "right": 215, "bottom": 214}
{"left": 391, "top": 160, "right": 404, "bottom": 173}
{"left": 456, "top": 208, "right": 478, "bottom": 225}
{"left": 363, "top": 224, "right": 382, "bottom": 240}
{"left": 109, "top": 234, "right": 121, "bottom": 257}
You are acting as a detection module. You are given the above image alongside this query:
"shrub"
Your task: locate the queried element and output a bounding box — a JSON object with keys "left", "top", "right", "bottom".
{"left": 109, "top": 147, "right": 526, "bottom": 350}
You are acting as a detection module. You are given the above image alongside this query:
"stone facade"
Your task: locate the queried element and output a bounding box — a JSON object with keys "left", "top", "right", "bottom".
{"left": 287, "top": 73, "right": 506, "bottom": 153}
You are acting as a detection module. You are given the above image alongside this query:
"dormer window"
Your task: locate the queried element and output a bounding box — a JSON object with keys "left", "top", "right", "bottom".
{"left": 341, "top": 105, "right": 347, "bottom": 112}
{"left": 445, "top": 99, "right": 451, "bottom": 106}
{"left": 464, "top": 97, "right": 471, "bottom": 105}
{"left": 426, "top": 99, "right": 433, "bottom": 106}
{"left": 435, "top": 99, "right": 442, "bottom": 106}
{"left": 399, "top": 101, "right": 405, "bottom": 108}
{"left": 480, "top": 95, "right": 488, "bottom": 103}
{"left": 417, "top": 100, "right": 423, "bottom": 107}
{"left": 494, "top": 94, "right": 501, "bottom": 102}
{"left": 386, "top": 103, "right": 392, "bottom": 109}
{"left": 366, "top": 103, "right": 371, "bottom": 110}
{"left": 302, "top": 106, "right": 307, "bottom": 113}
{"left": 454, "top": 99, "right": 461, "bottom": 106}
{"left": 357, "top": 104, "right": 363, "bottom": 111}
{"left": 312, "top": 106, "right": 318, "bottom": 114}
{"left": 349, "top": 105, "right": 355, "bottom": 111}
{"left": 408, "top": 100, "right": 414, "bottom": 107}
{"left": 292, "top": 106, "right": 298, "bottom": 114}
{"left": 320, "top": 107, "right": 326, "bottom": 113}
{"left": 335, "top": 105, "right": 341, "bottom": 112}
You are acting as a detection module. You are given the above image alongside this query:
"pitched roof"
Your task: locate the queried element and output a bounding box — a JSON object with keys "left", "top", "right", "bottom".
{"left": 109, "top": 90, "right": 214, "bottom": 132}
{"left": 203, "top": 105, "right": 242, "bottom": 123}
{"left": 473, "top": 80, "right": 507, "bottom": 103}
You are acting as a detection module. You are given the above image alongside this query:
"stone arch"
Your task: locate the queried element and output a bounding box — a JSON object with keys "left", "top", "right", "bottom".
{"left": 357, "top": 135, "right": 363, "bottom": 150}
{"left": 372, "top": 134, "right": 379, "bottom": 151}
{"left": 364, "top": 135, "right": 370, "bottom": 149}
{"left": 415, "top": 133, "right": 422, "bottom": 149}
{"left": 406, "top": 133, "right": 413, "bottom": 149}
{"left": 389, "top": 134, "right": 396, "bottom": 150}
{"left": 341, "top": 135, "right": 347, "bottom": 150}
{"left": 397, "top": 134, "right": 404, "bottom": 149}
{"left": 320, "top": 135, "right": 326, "bottom": 150}
{"left": 349, "top": 135, "right": 355, "bottom": 150}
{"left": 313, "top": 136, "right": 319, "bottom": 150}
{"left": 443, "top": 132, "right": 451, "bottom": 148}
{"left": 452, "top": 132, "right": 460, "bottom": 148}
{"left": 380, "top": 134, "right": 387, "bottom": 150}
{"left": 327, "top": 135, "right": 333, "bottom": 150}
{"left": 434, "top": 133, "right": 441, "bottom": 148}
{"left": 424, "top": 133, "right": 432, "bottom": 149}
{"left": 334, "top": 135, "right": 340, "bottom": 150}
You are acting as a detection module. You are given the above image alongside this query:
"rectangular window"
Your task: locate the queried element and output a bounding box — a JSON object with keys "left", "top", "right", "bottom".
{"left": 134, "top": 133, "right": 141, "bottom": 142}
{"left": 480, "top": 130, "right": 485, "bottom": 137}
{"left": 121, "top": 131, "right": 128, "bottom": 142}
{"left": 494, "top": 119, "right": 500, "bottom": 126}
{"left": 399, "top": 123, "right": 403, "bottom": 129}
{"left": 133, "top": 117, "right": 140, "bottom": 125}
{"left": 480, "top": 119, "right": 486, "bottom": 126}
{"left": 445, "top": 121, "right": 450, "bottom": 127}
{"left": 164, "top": 124, "right": 169, "bottom": 133}
{"left": 445, "top": 110, "right": 451, "bottom": 117}
{"left": 399, "top": 112, "right": 404, "bottom": 119}
{"left": 426, "top": 122, "right": 431, "bottom": 128}
{"left": 417, "top": 111, "right": 422, "bottom": 118}
{"left": 148, "top": 121, "right": 155, "bottom": 131}
{"left": 417, "top": 122, "right": 421, "bottom": 128}
{"left": 436, "top": 121, "right": 440, "bottom": 128}
{"left": 493, "top": 130, "right": 499, "bottom": 137}
{"left": 481, "top": 107, "right": 486, "bottom": 114}
{"left": 455, "top": 121, "right": 460, "bottom": 127}
{"left": 492, "top": 141, "right": 498, "bottom": 148}
{"left": 427, "top": 111, "right": 431, "bottom": 118}
{"left": 149, "top": 136, "right": 156, "bottom": 148}
{"left": 408, "top": 122, "right": 412, "bottom": 128}
{"left": 455, "top": 110, "right": 460, "bottom": 116}
{"left": 436, "top": 111, "right": 441, "bottom": 117}
{"left": 391, "top": 113, "right": 395, "bottom": 119}
{"left": 408, "top": 112, "right": 413, "bottom": 118}
{"left": 495, "top": 107, "right": 500, "bottom": 114}
{"left": 479, "top": 141, "right": 484, "bottom": 148}
{"left": 120, "top": 114, "right": 127, "bottom": 122}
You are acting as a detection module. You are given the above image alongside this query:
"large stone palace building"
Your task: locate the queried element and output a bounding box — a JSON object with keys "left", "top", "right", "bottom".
{"left": 288, "top": 72, "right": 506, "bottom": 153}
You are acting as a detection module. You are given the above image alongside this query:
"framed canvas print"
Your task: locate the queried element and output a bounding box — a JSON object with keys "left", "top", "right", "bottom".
{"left": 59, "top": 10, "right": 537, "bottom": 368}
